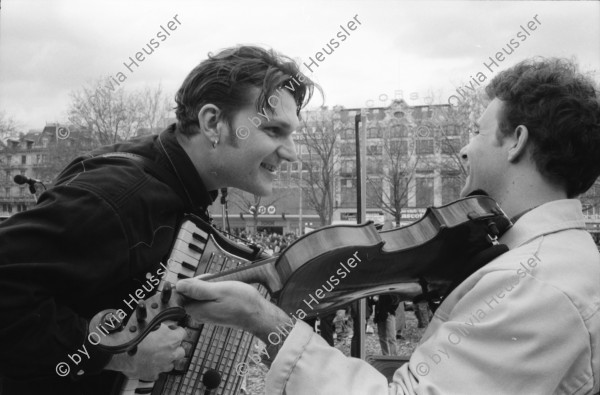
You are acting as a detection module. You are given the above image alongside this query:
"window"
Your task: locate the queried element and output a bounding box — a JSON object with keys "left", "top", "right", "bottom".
{"left": 390, "top": 124, "right": 409, "bottom": 138}
{"left": 367, "top": 159, "right": 382, "bottom": 174}
{"left": 416, "top": 139, "right": 434, "bottom": 155}
{"left": 21, "top": 155, "right": 27, "bottom": 165}
{"left": 389, "top": 140, "right": 409, "bottom": 155}
{"left": 443, "top": 124, "right": 460, "bottom": 136}
{"left": 340, "top": 179, "right": 357, "bottom": 206}
{"left": 367, "top": 179, "right": 383, "bottom": 206}
{"left": 340, "top": 160, "right": 355, "bottom": 176}
{"left": 279, "top": 171, "right": 290, "bottom": 183}
{"left": 367, "top": 127, "right": 382, "bottom": 139}
{"left": 367, "top": 144, "right": 382, "bottom": 156}
{"left": 416, "top": 177, "right": 434, "bottom": 207}
{"left": 441, "top": 137, "right": 462, "bottom": 154}
{"left": 442, "top": 176, "right": 463, "bottom": 204}
{"left": 342, "top": 129, "right": 355, "bottom": 140}
{"left": 340, "top": 143, "right": 355, "bottom": 156}
{"left": 305, "top": 162, "right": 321, "bottom": 174}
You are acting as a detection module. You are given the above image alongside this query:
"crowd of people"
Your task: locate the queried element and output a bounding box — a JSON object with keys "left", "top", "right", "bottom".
{"left": 228, "top": 229, "right": 299, "bottom": 255}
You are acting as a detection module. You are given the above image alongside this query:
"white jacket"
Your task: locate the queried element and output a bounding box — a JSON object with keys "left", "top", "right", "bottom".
{"left": 265, "top": 199, "right": 600, "bottom": 395}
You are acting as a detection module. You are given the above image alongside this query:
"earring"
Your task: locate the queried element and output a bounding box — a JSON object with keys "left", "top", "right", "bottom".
{"left": 212, "top": 138, "right": 219, "bottom": 149}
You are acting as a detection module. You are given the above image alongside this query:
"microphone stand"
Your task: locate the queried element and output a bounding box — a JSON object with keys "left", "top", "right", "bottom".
{"left": 14, "top": 176, "right": 46, "bottom": 203}
{"left": 32, "top": 182, "right": 46, "bottom": 202}
{"left": 220, "top": 188, "right": 228, "bottom": 232}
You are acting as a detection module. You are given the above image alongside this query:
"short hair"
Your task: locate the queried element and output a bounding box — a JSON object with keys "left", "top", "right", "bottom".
{"left": 175, "top": 45, "right": 317, "bottom": 139}
{"left": 486, "top": 58, "right": 600, "bottom": 197}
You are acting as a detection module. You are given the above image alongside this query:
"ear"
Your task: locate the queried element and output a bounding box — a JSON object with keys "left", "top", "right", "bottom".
{"left": 507, "top": 125, "right": 529, "bottom": 163}
{"left": 197, "top": 104, "right": 222, "bottom": 143}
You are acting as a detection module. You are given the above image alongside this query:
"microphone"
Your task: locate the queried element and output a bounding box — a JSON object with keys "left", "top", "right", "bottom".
{"left": 13, "top": 175, "right": 41, "bottom": 186}
{"left": 202, "top": 369, "right": 221, "bottom": 395}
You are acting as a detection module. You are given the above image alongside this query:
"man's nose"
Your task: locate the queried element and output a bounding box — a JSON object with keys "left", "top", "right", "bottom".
{"left": 278, "top": 136, "right": 298, "bottom": 162}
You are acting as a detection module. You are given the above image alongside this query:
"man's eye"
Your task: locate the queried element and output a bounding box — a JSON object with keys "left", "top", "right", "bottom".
{"left": 470, "top": 128, "right": 480, "bottom": 135}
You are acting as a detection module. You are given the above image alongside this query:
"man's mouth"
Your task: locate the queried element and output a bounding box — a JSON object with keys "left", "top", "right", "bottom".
{"left": 260, "top": 162, "right": 277, "bottom": 174}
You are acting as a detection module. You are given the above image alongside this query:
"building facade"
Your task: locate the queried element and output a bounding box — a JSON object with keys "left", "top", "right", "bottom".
{"left": 0, "top": 124, "right": 95, "bottom": 219}
{"left": 210, "top": 100, "right": 469, "bottom": 233}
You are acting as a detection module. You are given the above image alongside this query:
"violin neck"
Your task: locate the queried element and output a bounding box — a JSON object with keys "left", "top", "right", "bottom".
{"left": 200, "top": 256, "right": 283, "bottom": 294}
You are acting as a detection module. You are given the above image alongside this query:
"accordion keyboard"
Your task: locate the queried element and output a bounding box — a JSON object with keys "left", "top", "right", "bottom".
{"left": 121, "top": 216, "right": 268, "bottom": 395}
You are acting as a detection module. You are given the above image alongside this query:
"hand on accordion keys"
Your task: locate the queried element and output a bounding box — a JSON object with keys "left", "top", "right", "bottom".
{"left": 176, "top": 277, "right": 291, "bottom": 347}
{"left": 104, "top": 322, "right": 187, "bottom": 381}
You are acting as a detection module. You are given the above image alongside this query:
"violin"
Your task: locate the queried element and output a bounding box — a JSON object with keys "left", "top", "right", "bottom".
{"left": 90, "top": 195, "right": 511, "bottom": 353}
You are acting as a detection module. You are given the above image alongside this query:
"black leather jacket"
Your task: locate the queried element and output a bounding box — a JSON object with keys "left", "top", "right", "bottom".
{"left": 0, "top": 124, "right": 216, "bottom": 394}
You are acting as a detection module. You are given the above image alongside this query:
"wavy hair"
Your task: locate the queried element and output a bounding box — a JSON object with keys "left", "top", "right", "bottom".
{"left": 486, "top": 58, "right": 600, "bottom": 197}
{"left": 175, "top": 45, "right": 317, "bottom": 140}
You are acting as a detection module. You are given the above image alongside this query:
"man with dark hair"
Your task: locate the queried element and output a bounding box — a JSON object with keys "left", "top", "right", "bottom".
{"left": 178, "top": 57, "right": 600, "bottom": 394}
{"left": 0, "top": 45, "right": 315, "bottom": 394}
{"left": 374, "top": 294, "right": 401, "bottom": 355}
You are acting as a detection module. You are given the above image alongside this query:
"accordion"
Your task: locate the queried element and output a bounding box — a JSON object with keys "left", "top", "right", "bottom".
{"left": 115, "top": 214, "right": 269, "bottom": 395}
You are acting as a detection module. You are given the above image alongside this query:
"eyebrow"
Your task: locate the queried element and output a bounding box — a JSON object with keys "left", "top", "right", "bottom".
{"left": 264, "top": 119, "right": 296, "bottom": 131}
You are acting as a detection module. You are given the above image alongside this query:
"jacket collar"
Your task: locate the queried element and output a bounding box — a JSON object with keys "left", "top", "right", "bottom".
{"left": 155, "top": 124, "right": 218, "bottom": 213}
{"left": 500, "top": 199, "right": 587, "bottom": 249}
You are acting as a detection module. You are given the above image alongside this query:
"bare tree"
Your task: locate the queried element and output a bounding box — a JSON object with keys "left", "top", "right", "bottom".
{"left": 67, "top": 79, "right": 171, "bottom": 145}
{"left": 436, "top": 87, "right": 488, "bottom": 182}
{"left": 368, "top": 124, "right": 422, "bottom": 224}
{"left": 294, "top": 110, "right": 338, "bottom": 226}
{"left": 0, "top": 111, "right": 21, "bottom": 140}
{"left": 136, "top": 83, "right": 173, "bottom": 130}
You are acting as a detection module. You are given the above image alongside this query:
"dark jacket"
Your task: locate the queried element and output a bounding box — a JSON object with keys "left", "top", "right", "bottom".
{"left": 0, "top": 125, "right": 216, "bottom": 394}
{"left": 374, "top": 294, "right": 402, "bottom": 324}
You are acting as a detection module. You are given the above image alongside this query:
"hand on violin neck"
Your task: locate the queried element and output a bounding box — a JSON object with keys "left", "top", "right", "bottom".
{"left": 176, "top": 278, "right": 290, "bottom": 344}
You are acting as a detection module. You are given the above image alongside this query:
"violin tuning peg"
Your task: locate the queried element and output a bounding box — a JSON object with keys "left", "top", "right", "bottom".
{"left": 136, "top": 301, "right": 147, "bottom": 322}
{"left": 487, "top": 221, "right": 500, "bottom": 237}
{"left": 161, "top": 282, "right": 172, "bottom": 304}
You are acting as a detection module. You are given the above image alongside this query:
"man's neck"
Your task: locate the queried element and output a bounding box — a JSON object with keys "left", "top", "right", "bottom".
{"left": 175, "top": 129, "right": 221, "bottom": 191}
{"left": 494, "top": 172, "right": 568, "bottom": 219}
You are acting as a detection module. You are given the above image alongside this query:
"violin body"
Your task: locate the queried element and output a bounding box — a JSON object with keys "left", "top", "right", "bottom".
{"left": 271, "top": 195, "right": 511, "bottom": 317}
{"left": 90, "top": 195, "right": 511, "bottom": 353}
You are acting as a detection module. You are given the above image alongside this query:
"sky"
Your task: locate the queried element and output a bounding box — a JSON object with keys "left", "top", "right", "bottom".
{"left": 1, "top": 0, "right": 599, "bottom": 132}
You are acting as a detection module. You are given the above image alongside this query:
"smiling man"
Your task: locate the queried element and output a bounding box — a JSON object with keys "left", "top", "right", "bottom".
{"left": 178, "top": 57, "right": 600, "bottom": 394}
{"left": 0, "top": 45, "right": 315, "bottom": 394}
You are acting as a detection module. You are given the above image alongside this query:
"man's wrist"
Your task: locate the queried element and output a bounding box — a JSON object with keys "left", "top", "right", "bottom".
{"left": 252, "top": 299, "right": 292, "bottom": 344}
